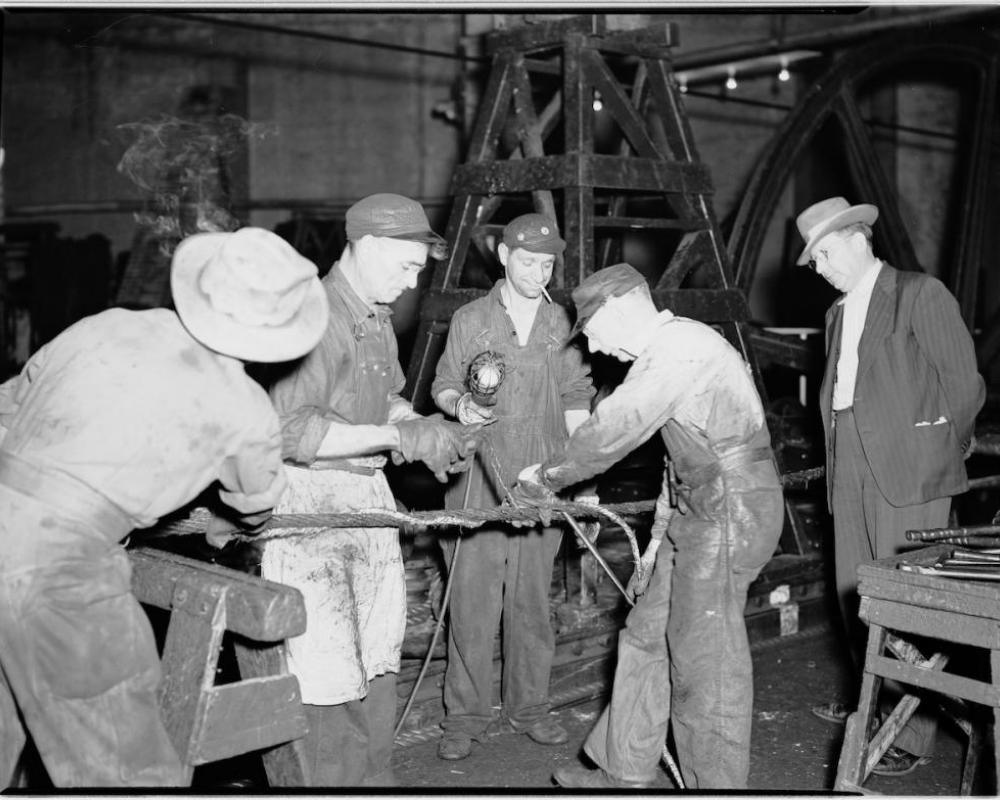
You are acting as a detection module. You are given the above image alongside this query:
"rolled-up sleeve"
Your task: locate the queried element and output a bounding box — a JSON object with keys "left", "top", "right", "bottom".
{"left": 217, "top": 421, "right": 288, "bottom": 515}
{"left": 558, "top": 339, "right": 595, "bottom": 411}
{"left": 269, "top": 342, "right": 335, "bottom": 465}
{"left": 432, "top": 310, "right": 471, "bottom": 400}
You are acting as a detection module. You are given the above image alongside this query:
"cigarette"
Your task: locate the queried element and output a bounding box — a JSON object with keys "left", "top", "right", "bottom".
{"left": 540, "top": 287, "right": 552, "bottom": 303}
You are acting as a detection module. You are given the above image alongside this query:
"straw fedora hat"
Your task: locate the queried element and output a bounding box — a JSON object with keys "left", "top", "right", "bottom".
{"left": 795, "top": 197, "right": 879, "bottom": 265}
{"left": 171, "top": 227, "right": 328, "bottom": 363}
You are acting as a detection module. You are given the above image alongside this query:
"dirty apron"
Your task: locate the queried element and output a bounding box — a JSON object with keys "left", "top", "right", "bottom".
{"left": 440, "top": 325, "right": 566, "bottom": 736}
{"left": 0, "top": 451, "right": 184, "bottom": 787}
{"left": 260, "top": 311, "right": 406, "bottom": 708}
{"left": 583, "top": 423, "right": 783, "bottom": 789}
{"left": 260, "top": 458, "right": 405, "bottom": 705}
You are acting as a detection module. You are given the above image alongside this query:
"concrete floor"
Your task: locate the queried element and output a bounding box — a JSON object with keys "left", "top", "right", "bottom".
{"left": 392, "top": 625, "right": 972, "bottom": 794}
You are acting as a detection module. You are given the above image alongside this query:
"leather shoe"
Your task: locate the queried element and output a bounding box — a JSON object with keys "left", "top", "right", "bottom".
{"left": 522, "top": 716, "right": 569, "bottom": 746}
{"left": 437, "top": 731, "right": 472, "bottom": 761}
{"left": 871, "top": 746, "right": 931, "bottom": 777}
{"left": 811, "top": 701, "right": 852, "bottom": 724}
{"left": 552, "top": 765, "right": 650, "bottom": 789}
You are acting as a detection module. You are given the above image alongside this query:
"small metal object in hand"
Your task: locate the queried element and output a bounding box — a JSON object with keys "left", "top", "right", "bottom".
{"left": 467, "top": 350, "right": 506, "bottom": 406}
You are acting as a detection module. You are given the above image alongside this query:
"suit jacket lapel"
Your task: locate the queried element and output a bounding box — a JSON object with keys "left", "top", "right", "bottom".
{"left": 856, "top": 264, "right": 896, "bottom": 385}
{"left": 819, "top": 302, "right": 843, "bottom": 426}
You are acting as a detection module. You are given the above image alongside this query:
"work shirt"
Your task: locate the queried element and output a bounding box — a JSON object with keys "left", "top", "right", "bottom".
{"left": 432, "top": 280, "right": 594, "bottom": 505}
{"left": 0, "top": 308, "right": 285, "bottom": 529}
{"left": 270, "top": 262, "right": 406, "bottom": 460}
{"left": 832, "top": 260, "right": 882, "bottom": 411}
{"left": 543, "top": 312, "right": 771, "bottom": 534}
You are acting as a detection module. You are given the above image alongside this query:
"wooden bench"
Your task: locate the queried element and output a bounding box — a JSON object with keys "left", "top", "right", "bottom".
{"left": 835, "top": 544, "right": 997, "bottom": 794}
{"left": 130, "top": 546, "right": 309, "bottom": 786}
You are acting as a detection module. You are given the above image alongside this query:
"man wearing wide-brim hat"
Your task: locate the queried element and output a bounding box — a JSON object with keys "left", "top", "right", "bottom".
{"left": 0, "top": 226, "right": 329, "bottom": 787}
{"left": 795, "top": 196, "right": 985, "bottom": 776}
{"left": 262, "top": 193, "right": 479, "bottom": 786}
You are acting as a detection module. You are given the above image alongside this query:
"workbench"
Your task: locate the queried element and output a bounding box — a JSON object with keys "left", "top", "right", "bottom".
{"left": 835, "top": 544, "right": 1000, "bottom": 794}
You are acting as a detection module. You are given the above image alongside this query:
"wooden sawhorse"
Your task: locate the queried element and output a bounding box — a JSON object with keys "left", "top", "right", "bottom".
{"left": 835, "top": 544, "right": 996, "bottom": 794}
{"left": 130, "top": 546, "right": 309, "bottom": 787}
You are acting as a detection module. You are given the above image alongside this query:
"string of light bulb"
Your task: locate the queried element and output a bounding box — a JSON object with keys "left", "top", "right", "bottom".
{"left": 676, "top": 49, "right": 818, "bottom": 94}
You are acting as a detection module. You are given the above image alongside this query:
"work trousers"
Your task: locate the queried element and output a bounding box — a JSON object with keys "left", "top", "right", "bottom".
{"left": 0, "top": 481, "right": 183, "bottom": 787}
{"left": 439, "top": 524, "right": 563, "bottom": 736}
{"left": 831, "top": 407, "right": 949, "bottom": 758}
{"left": 301, "top": 674, "right": 397, "bottom": 786}
{"left": 583, "top": 468, "right": 783, "bottom": 789}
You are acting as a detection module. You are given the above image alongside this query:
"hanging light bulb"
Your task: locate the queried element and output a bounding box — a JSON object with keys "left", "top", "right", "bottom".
{"left": 725, "top": 67, "right": 738, "bottom": 91}
{"left": 593, "top": 90, "right": 603, "bottom": 112}
{"left": 678, "top": 75, "right": 688, "bottom": 94}
{"left": 778, "top": 56, "right": 791, "bottom": 82}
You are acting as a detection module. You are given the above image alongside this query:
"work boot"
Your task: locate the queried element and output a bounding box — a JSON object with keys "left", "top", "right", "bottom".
{"left": 552, "top": 764, "right": 650, "bottom": 789}
{"left": 871, "top": 746, "right": 931, "bottom": 777}
{"left": 437, "top": 731, "right": 472, "bottom": 761}
{"left": 521, "top": 716, "right": 569, "bottom": 745}
{"left": 811, "top": 701, "right": 852, "bottom": 724}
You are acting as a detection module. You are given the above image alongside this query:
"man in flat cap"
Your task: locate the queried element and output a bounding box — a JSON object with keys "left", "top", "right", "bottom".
{"left": 796, "top": 197, "right": 984, "bottom": 776}
{"left": 262, "top": 193, "right": 479, "bottom": 786}
{"left": 431, "top": 212, "right": 595, "bottom": 761}
{"left": 511, "top": 263, "right": 782, "bottom": 789}
{"left": 0, "top": 227, "right": 329, "bottom": 786}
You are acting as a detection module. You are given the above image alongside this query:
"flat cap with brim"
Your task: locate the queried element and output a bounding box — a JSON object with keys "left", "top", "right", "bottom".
{"left": 502, "top": 212, "right": 566, "bottom": 255}
{"left": 568, "top": 262, "right": 647, "bottom": 339}
{"left": 795, "top": 196, "right": 879, "bottom": 265}
{"left": 172, "top": 228, "right": 329, "bottom": 363}
{"left": 345, "top": 192, "right": 446, "bottom": 248}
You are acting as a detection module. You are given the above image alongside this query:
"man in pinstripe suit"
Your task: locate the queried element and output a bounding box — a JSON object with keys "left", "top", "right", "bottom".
{"left": 797, "top": 197, "right": 985, "bottom": 776}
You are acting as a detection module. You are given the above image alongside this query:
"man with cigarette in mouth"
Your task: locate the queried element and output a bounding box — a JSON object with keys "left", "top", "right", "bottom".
{"left": 431, "top": 212, "right": 595, "bottom": 761}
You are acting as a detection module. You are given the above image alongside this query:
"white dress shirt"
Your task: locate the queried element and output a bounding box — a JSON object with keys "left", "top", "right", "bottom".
{"left": 832, "top": 261, "right": 882, "bottom": 411}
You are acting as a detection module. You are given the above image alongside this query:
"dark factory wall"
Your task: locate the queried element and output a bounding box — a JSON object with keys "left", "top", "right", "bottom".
{"left": 0, "top": 10, "right": 982, "bottom": 359}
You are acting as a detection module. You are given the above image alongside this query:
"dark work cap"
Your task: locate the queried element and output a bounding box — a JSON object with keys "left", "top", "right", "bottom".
{"left": 502, "top": 213, "right": 566, "bottom": 255}
{"left": 345, "top": 193, "right": 447, "bottom": 249}
{"left": 568, "top": 263, "right": 647, "bottom": 339}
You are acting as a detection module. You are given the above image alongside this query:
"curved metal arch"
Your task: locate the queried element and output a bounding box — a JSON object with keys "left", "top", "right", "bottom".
{"left": 728, "top": 28, "right": 1000, "bottom": 314}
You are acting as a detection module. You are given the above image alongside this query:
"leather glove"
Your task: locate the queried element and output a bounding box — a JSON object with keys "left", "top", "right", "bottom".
{"left": 574, "top": 491, "right": 601, "bottom": 546}
{"left": 508, "top": 463, "right": 557, "bottom": 526}
{"left": 205, "top": 508, "right": 270, "bottom": 549}
{"left": 626, "top": 537, "right": 661, "bottom": 602}
{"left": 455, "top": 392, "right": 497, "bottom": 426}
{"left": 397, "top": 415, "right": 479, "bottom": 483}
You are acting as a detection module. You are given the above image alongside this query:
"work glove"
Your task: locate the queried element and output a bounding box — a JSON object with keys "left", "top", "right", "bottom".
{"left": 574, "top": 490, "right": 601, "bottom": 546}
{"left": 508, "top": 463, "right": 557, "bottom": 526}
{"left": 396, "top": 415, "right": 480, "bottom": 483}
{"left": 205, "top": 508, "right": 270, "bottom": 550}
{"left": 455, "top": 391, "right": 497, "bottom": 426}
{"left": 626, "top": 537, "right": 661, "bottom": 602}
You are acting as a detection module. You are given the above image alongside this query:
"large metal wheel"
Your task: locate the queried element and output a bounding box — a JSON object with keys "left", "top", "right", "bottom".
{"left": 728, "top": 28, "right": 1000, "bottom": 369}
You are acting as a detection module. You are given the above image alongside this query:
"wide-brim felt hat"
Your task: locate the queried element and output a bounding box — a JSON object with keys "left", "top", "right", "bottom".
{"left": 172, "top": 228, "right": 329, "bottom": 363}
{"left": 795, "top": 196, "right": 879, "bottom": 265}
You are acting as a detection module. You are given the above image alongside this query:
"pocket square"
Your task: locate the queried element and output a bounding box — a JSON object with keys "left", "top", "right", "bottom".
{"left": 915, "top": 415, "right": 948, "bottom": 427}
